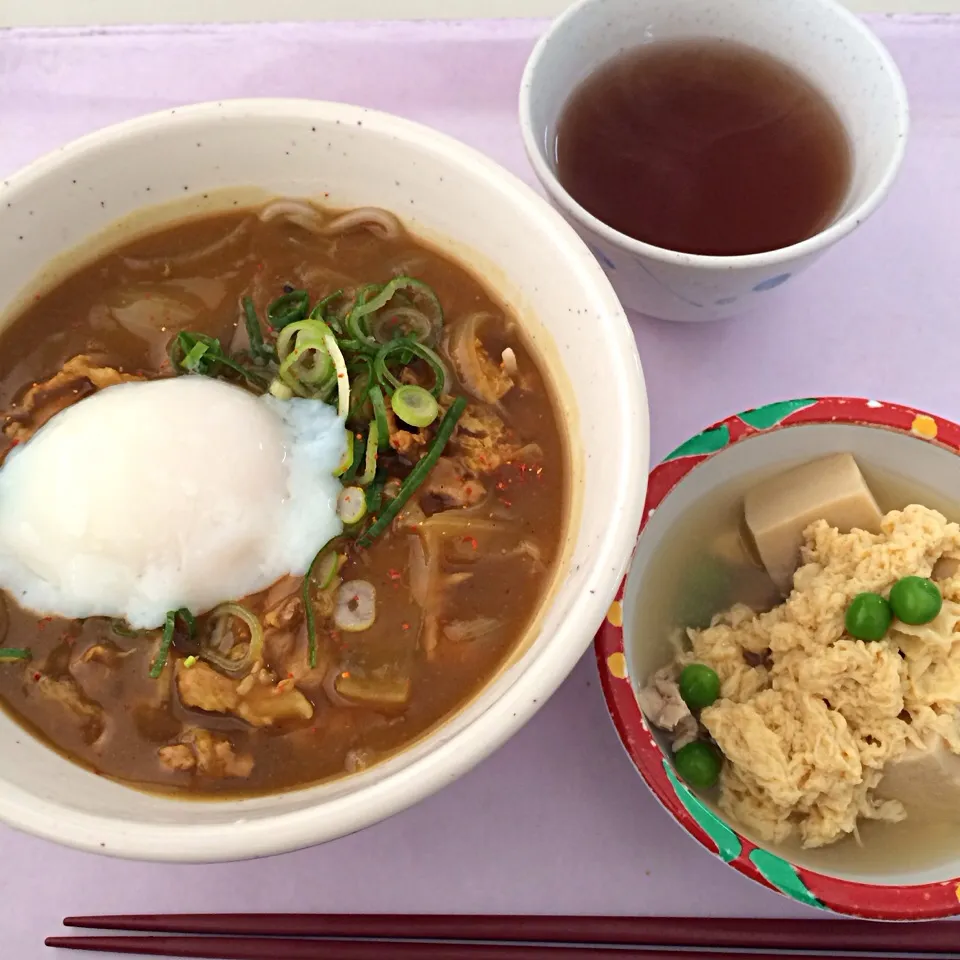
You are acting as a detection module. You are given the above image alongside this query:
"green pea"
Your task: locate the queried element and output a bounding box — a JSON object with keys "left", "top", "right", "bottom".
{"left": 845, "top": 592, "right": 892, "bottom": 641}
{"left": 679, "top": 663, "right": 721, "bottom": 710}
{"left": 889, "top": 576, "right": 942, "bottom": 625}
{"left": 674, "top": 741, "right": 723, "bottom": 790}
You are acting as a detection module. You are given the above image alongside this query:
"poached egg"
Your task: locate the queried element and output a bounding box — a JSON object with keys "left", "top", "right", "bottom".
{"left": 0, "top": 375, "right": 346, "bottom": 628}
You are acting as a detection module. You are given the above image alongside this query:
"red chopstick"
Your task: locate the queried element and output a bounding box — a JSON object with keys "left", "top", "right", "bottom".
{"left": 43, "top": 937, "right": 951, "bottom": 960}
{"left": 57, "top": 913, "right": 960, "bottom": 954}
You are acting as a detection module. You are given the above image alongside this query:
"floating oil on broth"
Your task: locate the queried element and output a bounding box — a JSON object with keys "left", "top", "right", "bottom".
{"left": 555, "top": 39, "right": 852, "bottom": 256}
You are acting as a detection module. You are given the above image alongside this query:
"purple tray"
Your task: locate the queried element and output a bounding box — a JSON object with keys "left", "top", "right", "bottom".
{"left": 3, "top": 15, "right": 960, "bottom": 956}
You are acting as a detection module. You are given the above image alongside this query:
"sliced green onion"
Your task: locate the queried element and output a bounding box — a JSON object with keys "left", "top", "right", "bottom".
{"left": 199, "top": 603, "right": 264, "bottom": 677}
{"left": 373, "top": 336, "right": 449, "bottom": 398}
{"left": 358, "top": 396, "right": 467, "bottom": 547}
{"left": 171, "top": 332, "right": 268, "bottom": 391}
{"left": 391, "top": 384, "right": 439, "bottom": 428}
{"left": 182, "top": 340, "right": 210, "bottom": 371}
{"left": 342, "top": 432, "right": 366, "bottom": 484}
{"left": 315, "top": 550, "right": 343, "bottom": 590}
{"left": 357, "top": 420, "right": 379, "bottom": 486}
{"left": 352, "top": 277, "right": 442, "bottom": 344}
{"left": 242, "top": 296, "right": 276, "bottom": 363}
{"left": 276, "top": 318, "right": 329, "bottom": 363}
{"left": 149, "top": 611, "right": 177, "bottom": 679}
{"left": 338, "top": 486, "right": 368, "bottom": 524}
{"left": 310, "top": 289, "right": 345, "bottom": 323}
{"left": 323, "top": 332, "right": 350, "bottom": 419}
{"left": 303, "top": 539, "right": 341, "bottom": 668}
{"left": 0, "top": 647, "right": 31, "bottom": 663}
{"left": 182, "top": 655, "right": 198, "bottom": 669}
{"left": 365, "top": 478, "right": 385, "bottom": 515}
{"left": 334, "top": 430, "right": 354, "bottom": 476}
{"left": 267, "top": 289, "right": 310, "bottom": 329}
{"left": 269, "top": 378, "right": 294, "bottom": 400}
{"left": 372, "top": 306, "right": 435, "bottom": 345}
{"left": 368, "top": 385, "right": 391, "bottom": 451}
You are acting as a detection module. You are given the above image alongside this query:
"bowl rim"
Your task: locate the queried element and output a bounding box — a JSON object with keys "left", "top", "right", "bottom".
{"left": 518, "top": 0, "right": 910, "bottom": 272}
{"left": 0, "top": 97, "right": 650, "bottom": 862}
{"left": 594, "top": 395, "right": 960, "bottom": 920}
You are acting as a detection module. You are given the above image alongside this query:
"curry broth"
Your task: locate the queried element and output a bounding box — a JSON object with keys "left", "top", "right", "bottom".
{"left": 0, "top": 205, "right": 567, "bottom": 796}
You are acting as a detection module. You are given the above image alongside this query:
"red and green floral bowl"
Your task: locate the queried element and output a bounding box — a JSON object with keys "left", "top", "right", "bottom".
{"left": 596, "top": 396, "right": 960, "bottom": 920}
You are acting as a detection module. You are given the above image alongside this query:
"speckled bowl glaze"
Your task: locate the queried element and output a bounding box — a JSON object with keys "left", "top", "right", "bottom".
{"left": 520, "top": 0, "right": 909, "bottom": 322}
{"left": 0, "top": 99, "right": 649, "bottom": 861}
{"left": 596, "top": 397, "right": 960, "bottom": 919}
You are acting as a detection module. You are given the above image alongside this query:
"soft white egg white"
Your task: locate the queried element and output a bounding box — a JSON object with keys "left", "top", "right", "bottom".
{"left": 0, "top": 376, "right": 346, "bottom": 628}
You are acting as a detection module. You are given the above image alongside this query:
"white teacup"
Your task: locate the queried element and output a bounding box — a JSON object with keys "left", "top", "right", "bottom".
{"left": 519, "top": 0, "right": 909, "bottom": 323}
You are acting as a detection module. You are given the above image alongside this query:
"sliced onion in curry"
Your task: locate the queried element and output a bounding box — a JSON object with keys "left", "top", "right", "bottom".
{"left": 447, "top": 312, "right": 515, "bottom": 404}
{"left": 120, "top": 217, "right": 253, "bottom": 271}
{"left": 198, "top": 602, "right": 264, "bottom": 677}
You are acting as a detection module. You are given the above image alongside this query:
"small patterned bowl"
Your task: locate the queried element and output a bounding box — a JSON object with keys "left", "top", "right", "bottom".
{"left": 596, "top": 397, "right": 960, "bottom": 919}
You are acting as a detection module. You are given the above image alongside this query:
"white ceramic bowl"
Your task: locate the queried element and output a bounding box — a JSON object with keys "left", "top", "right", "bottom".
{"left": 520, "top": 0, "right": 909, "bottom": 322}
{"left": 0, "top": 99, "right": 649, "bottom": 861}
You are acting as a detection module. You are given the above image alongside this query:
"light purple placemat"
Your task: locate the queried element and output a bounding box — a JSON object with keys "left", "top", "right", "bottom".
{"left": 2, "top": 15, "right": 960, "bottom": 956}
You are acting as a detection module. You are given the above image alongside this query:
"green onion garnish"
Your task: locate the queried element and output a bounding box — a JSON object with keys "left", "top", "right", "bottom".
{"left": 303, "top": 541, "right": 340, "bottom": 668}
{"left": 373, "top": 337, "right": 448, "bottom": 398}
{"left": 182, "top": 340, "right": 210, "bottom": 371}
{"left": 149, "top": 611, "right": 177, "bottom": 679}
{"left": 0, "top": 647, "right": 31, "bottom": 663}
{"left": 149, "top": 608, "right": 195, "bottom": 679}
{"left": 337, "top": 486, "right": 368, "bottom": 525}
{"left": 358, "top": 396, "right": 467, "bottom": 547}
{"left": 391, "top": 384, "right": 439, "bottom": 428}
{"left": 368, "top": 385, "right": 391, "bottom": 451}
{"left": 242, "top": 296, "right": 277, "bottom": 363}
{"left": 341, "top": 431, "right": 366, "bottom": 485}
{"left": 357, "top": 420, "right": 379, "bottom": 486}
{"left": 267, "top": 289, "right": 310, "bottom": 329}
{"left": 351, "top": 276, "right": 443, "bottom": 344}
{"left": 171, "top": 332, "right": 268, "bottom": 390}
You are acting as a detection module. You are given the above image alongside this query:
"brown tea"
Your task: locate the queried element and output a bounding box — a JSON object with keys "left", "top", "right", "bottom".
{"left": 555, "top": 39, "right": 852, "bottom": 257}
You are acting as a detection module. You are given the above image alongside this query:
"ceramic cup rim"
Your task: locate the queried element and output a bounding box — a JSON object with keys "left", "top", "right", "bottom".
{"left": 518, "top": 0, "right": 911, "bottom": 273}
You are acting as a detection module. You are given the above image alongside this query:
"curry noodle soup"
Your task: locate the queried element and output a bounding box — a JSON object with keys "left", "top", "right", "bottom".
{"left": 0, "top": 200, "right": 567, "bottom": 797}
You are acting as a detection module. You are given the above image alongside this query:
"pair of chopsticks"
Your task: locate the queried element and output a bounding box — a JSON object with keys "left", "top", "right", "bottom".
{"left": 45, "top": 913, "right": 960, "bottom": 958}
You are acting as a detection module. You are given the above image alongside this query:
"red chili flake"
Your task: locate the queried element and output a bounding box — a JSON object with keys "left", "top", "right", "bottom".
{"left": 501, "top": 499, "right": 513, "bottom": 507}
{"left": 311, "top": 726, "right": 319, "bottom": 733}
{"left": 464, "top": 486, "right": 473, "bottom": 497}
{"left": 463, "top": 536, "right": 478, "bottom": 550}
{"left": 256, "top": 262, "right": 265, "bottom": 272}
{"left": 287, "top": 671, "right": 294, "bottom": 679}
{"left": 37, "top": 617, "right": 51, "bottom": 631}
{"left": 32, "top": 672, "right": 40, "bottom": 682}
{"left": 9, "top": 440, "right": 19, "bottom": 448}
{"left": 401, "top": 622, "right": 410, "bottom": 631}
{"left": 387, "top": 569, "right": 402, "bottom": 581}
{"left": 342, "top": 670, "right": 351, "bottom": 679}
{"left": 495, "top": 480, "right": 507, "bottom": 492}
